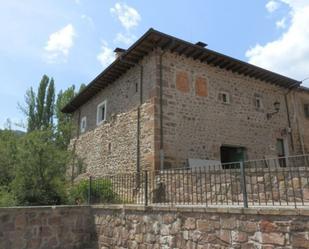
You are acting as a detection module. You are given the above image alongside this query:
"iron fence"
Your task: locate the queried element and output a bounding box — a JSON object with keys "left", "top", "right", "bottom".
{"left": 88, "top": 154, "right": 309, "bottom": 208}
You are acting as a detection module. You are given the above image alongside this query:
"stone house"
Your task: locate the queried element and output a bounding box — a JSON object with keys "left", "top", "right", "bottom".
{"left": 62, "top": 28, "right": 309, "bottom": 177}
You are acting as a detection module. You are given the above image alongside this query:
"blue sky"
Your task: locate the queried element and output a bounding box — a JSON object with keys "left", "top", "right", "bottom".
{"left": 1, "top": 0, "right": 309, "bottom": 129}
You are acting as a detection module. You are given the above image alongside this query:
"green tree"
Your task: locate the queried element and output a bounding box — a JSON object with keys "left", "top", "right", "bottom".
{"left": 55, "top": 85, "right": 76, "bottom": 149}
{"left": 0, "top": 130, "right": 19, "bottom": 186}
{"left": 12, "top": 130, "right": 69, "bottom": 205}
{"left": 21, "top": 75, "right": 55, "bottom": 131}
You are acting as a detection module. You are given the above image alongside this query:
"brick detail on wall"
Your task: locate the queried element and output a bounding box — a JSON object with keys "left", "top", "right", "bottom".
{"left": 176, "top": 71, "right": 190, "bottom": 93}
{"left": 195, "top": 76, "right": 208, "bottom": 97}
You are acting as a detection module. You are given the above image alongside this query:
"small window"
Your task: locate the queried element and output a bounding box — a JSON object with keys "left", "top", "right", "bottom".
{"left": 80, "top": 116, "right": 87, "bottom": 133}
{"left": 135, "top": 82, "right": 138, "bottom": 92}
{"left": 304, "top": 104, "right": 309, "bottom": 118}
{"left": 218, "top": 91, "right": 230, "bottom": 104}
{"left": 97, "top": 100, "right": 107, "bottom": 125}
{"left": 254, "top": 97, "right": 263, "bottom": 110}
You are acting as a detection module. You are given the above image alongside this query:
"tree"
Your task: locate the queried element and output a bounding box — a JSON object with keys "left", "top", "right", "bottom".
{"left": 55, "top": 85, "right": 76, "bottom": 149}
{"left": 0, "top": 130, "right": 19, "bottom": 186}
{"left": 12, "top": 130, "right": 69, "bottom": 205}
{"left": 21, "top": 75, "right": 55, "bottom": 132}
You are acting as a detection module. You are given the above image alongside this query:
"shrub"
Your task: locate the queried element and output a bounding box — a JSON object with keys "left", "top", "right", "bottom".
{"left": 68, "top": 178, "right": 118, "bottom": 205}
{"left": 12, "top": 130, "right": 69, "bottom": 205}
{"left": 0, "top": 187, "right": 16, "bottom": 207}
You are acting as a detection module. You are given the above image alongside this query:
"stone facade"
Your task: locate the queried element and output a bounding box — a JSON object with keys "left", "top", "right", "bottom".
{"left": 69, "top": 47, "right": 308, "bottom": 175}
{"left": 0, "top": 206, "right": 94, "bottom": 249}
{"left": 69, "top": 52, "right": 157, "bottom": 176}
{"left": 288, "top": 88, "right": 309, "bottom": 155}
{"left": 159, "top": 51, "right": 303, "bottom": 168}
{"left": 70, "top": 100, "right": 155, "bottom": 176}
{"left": 1, "top": 205, "right": 309, "bottom": 249}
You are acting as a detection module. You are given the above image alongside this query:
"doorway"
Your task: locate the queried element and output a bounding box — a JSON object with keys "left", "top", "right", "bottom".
{"left": 220, "top": 146, "right": 246, "bottom": 168}
{"left": 276, "top": 139, "right": 286, "bottom": 167}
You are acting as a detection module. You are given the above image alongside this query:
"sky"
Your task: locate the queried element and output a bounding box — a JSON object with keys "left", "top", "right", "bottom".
{"left": 1, "top": 0, "right": 309, "bottom": 130}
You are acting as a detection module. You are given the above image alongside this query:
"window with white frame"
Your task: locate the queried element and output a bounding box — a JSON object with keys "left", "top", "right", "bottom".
{"left": 218, "top": 91, "right": 230, "bottom": 104}
{"left": 80, "top": 116, "right": 87, "bottom": 133}
{"left": 97, "top": 100, "right": 107, "bottom": 125}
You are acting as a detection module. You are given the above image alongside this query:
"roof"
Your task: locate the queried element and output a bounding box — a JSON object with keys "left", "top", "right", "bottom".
{"left": 62, "top": 28, "right": 301, "bottom": 113}
{"left": 298, "top": 86, "right": 309, "bottom": 93}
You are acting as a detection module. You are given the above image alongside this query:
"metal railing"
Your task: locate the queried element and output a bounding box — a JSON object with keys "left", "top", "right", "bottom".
{"left": 87, "top": 154, "right": 309, "bottom": 208}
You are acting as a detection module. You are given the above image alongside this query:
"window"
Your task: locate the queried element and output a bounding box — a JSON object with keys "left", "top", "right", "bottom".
{"left": 254, "top": 97, "right": 263, "bottom": 110}
{"left": 80, "top": 116, "right": 87, "bottom": 133}
{"left": 304, "top": 104, "right": 309, "bottom": 118}
{"left": 218, "top": 91, "right": 230, "bottom": 104}
{"left": 97, "top": 100, "right": 107, "bottom": 125}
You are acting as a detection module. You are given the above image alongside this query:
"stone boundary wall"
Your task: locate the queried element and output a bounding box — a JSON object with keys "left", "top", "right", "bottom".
{"left": 1, "top": 205, "right": 309, "bottom": 249}
{"left": 150, "top": 167, "right": 309, "bottom": 205}
{"left": 0, "top": 206, "right": 95, "bottom": 249}
{"left": 93, "top": 205, "right": 309, "bottom": 249}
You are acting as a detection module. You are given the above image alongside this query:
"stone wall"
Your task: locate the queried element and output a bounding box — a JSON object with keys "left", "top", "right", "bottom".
{"left": 149, "top": 166, "right": 309, "bottom": 206}
{"left": 69, "top": 51, "right": 157, "bottom": 176}
{"left": 93, "top": 205, "right": 309, "bottom": 249}
{"left": 0, "top": 206, "right": 95, "bottom": 249}
{"left": 160, "top": 51, "right": 299, "bottom": 168}
{"left": 1, "top": 205, "right": 309, "bottom": 249}
{"left": 289, "top": 88, "right": 309, "bottom": 154}
{"left": 72, "top": 52, "right": 157, "bottom": 134}
{"left": 70, "top": 100, "right": 155, "bottom": 177}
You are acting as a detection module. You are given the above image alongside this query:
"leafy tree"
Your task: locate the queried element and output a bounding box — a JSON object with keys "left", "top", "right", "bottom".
{"left": 12, "top": 130, "right": 69, "bottom": 205}
{"left": 21, "top": 75, "right": 55, "bottom": 132}
{"left": 78, "top": 83, "right": 86, "bottom": 93}
{"left": 0, "top": 130, "right": 19, "bottom": 186}
{"left": 55, "top": 85, "right": 76, "bottom": 149}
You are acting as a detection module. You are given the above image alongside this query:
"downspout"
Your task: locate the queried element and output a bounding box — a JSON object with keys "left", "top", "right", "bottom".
{"left": 292, "top": 90, "right": 306, "bottom": 155}
{"left": 283, "top": 82, "right": 301, "bottom": 154}
{"left": 159, "top": 50, "right": 167, "bottom": 170}
{"left": 71, "top": 109, "right": 81, "bottom": 184}
{"left": 136, "top": 65, "right": 143, "bottom": 173}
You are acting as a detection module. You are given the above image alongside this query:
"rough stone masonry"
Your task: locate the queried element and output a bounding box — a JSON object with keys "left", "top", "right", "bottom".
{"left": 1, "top": 205, "right": 309, "bottom": 249}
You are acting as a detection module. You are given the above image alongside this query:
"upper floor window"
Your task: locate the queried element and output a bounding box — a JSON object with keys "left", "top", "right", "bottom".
{"left": 80, "top": 116, "right": 87, "bottom": 133}
{"left": 304, "top": 104, "right": 309, "bottom": 118}
{"left": 218, "top": 91, "right": 230, "bottom": 104}
{"left": 97, "top": 100, "right": 107, "bottom": 125}
{"left": 254, "top": 96, "right": 263, "bottom": 110}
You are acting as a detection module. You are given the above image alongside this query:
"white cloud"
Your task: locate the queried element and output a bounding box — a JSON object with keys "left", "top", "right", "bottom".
{"left": 110, "top": 3, "right": 141, "bottom": 30}
{"left": 114, "top": 32, "right": 136, "bottom": 45}
{"left": 44, "top": 24, "right": 75, "bottom": 63}
{"left": 276, "top": 17, "right": 287, "bottom": 28}
{"left": 246, "top": 0, "right": 309, "bottom": 86}
{"left": 266, "top": 0, "right": 281, "bottom": 12}
{"left": 97, "top": 41, "right": 115, "bottom": 68}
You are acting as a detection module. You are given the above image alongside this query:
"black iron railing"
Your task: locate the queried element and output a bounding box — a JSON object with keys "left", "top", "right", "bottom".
{"left": 87, "top": 154, "right": 309, "bottom": 208}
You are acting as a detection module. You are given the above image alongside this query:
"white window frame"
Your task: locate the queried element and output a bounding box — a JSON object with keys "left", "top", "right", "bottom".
{"left": 80, "top": 116, "right": 87, "bottom": 133}
{"left": 96, "top": 100, "right": 107, "bottom": 125}
{"left": 219, "top": 91, "right": 230, "bottom": 104}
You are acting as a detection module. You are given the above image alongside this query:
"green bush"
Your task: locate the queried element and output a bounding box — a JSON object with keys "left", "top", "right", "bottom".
{"left": 68, "top": 178, "right": 118, "bottom": 205}
{"left": 12, "top": 130, "right": 69, "bottom": 206}
{"left": 0, "top": 187, "right": 16, "bottom": 207}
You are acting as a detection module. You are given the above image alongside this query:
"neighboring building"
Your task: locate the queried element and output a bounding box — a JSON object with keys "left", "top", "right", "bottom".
{"left": 62, "top": 28, "right": 309, "bottom": 177}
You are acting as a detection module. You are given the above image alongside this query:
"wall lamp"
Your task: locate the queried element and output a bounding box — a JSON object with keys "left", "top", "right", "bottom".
{"left": 267, "top": 101, "right": 280, "bottom": 119}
